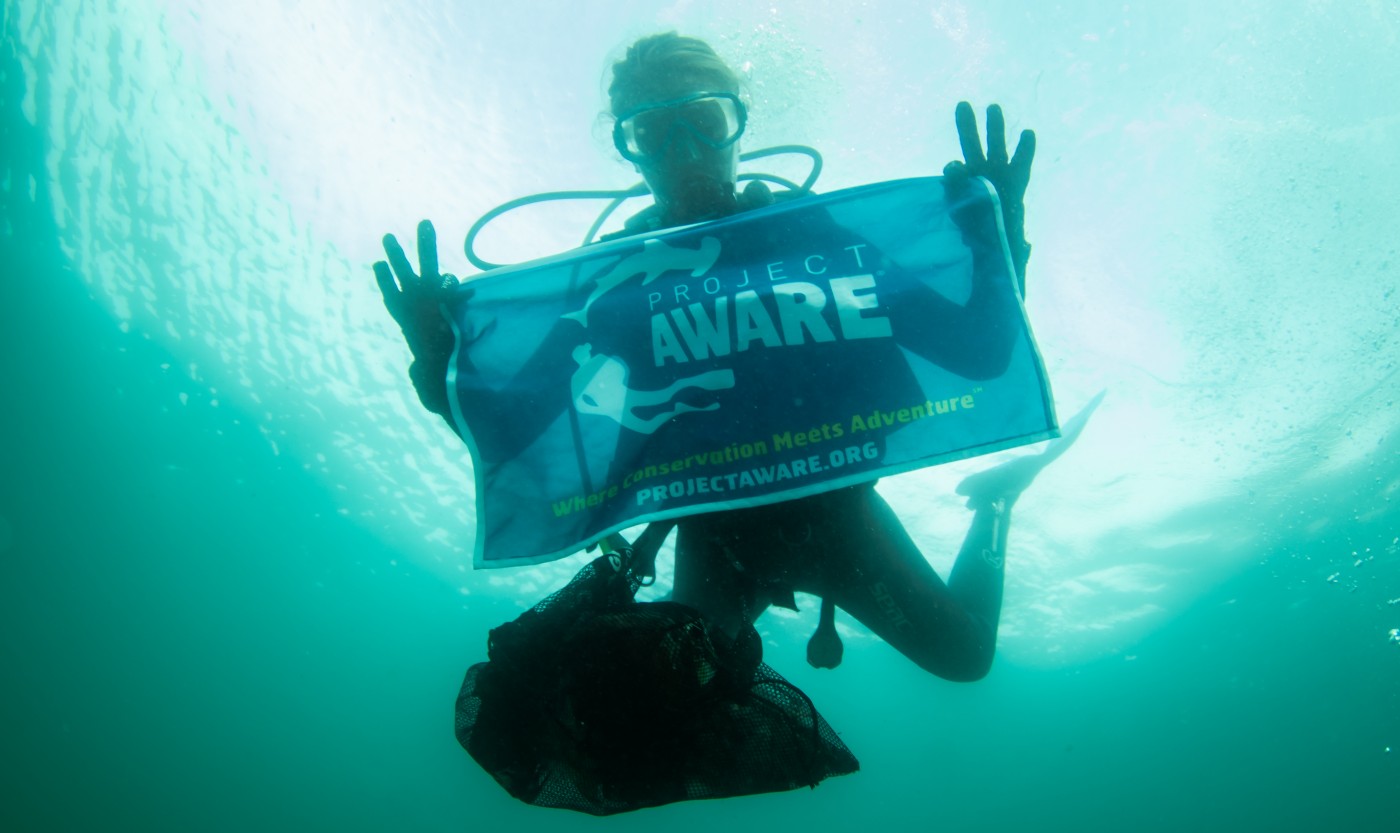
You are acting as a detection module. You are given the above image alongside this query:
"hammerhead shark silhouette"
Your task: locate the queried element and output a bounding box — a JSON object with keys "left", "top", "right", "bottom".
{"left": 563, "top": 235, "right": 722, "bottom": 327}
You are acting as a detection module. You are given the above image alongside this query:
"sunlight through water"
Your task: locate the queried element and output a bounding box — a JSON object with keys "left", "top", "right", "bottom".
{"left": 10, "top": 0, "right": 1398, "bottom": 668}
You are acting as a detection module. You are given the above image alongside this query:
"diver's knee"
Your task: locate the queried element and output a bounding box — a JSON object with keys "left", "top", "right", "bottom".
{"left": 941, "top": 652, "right": 994, "bottom": 683}
{"left": 912, "top": 639, "right": 995, "bottom": 682}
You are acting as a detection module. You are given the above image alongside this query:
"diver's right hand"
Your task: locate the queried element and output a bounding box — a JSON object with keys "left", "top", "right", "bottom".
{"left": 373, "top": 219, "right": 466, "bottom": 417}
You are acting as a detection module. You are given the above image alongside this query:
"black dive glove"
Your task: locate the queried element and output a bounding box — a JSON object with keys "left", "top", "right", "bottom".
{"left": 942, "top": 102, "right": 1036, "bottom": 289}
{"left": 373, "top": 219, "right": 466, "bottom": 419}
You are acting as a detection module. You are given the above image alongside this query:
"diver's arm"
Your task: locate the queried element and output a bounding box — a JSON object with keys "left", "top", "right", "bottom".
{"left": 454, "top": 323, "right": 584, "bottom": 462}
{"left": 887, "top": 238, "right": 1020, "bottom": 380}
{"left": 407, "top": 357, "right": 461, "bottom": 437}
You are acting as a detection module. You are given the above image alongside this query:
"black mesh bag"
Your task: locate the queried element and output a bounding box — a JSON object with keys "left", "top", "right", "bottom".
{"left": 454, "top": 553, "right": 859, "bottom": 815}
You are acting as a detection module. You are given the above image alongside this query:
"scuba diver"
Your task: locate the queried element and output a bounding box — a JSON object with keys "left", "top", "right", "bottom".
{"left": 376, "top": 31, "right": 1089, "bottom": 696}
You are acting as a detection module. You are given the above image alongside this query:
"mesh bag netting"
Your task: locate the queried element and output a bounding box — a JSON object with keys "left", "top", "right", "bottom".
{"left": 454, "top": 554, "right": 859, "bottom": 814}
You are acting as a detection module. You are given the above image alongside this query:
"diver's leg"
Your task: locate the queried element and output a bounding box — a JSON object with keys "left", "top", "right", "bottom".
{"left": 671, "top": 516, "right": 769, "bottom": 639}
{"left": 818, "top": 394, "right": 1103, "bottom": 679}
{"left": 806, "top": 489, "right": 1006, "bottom": 681}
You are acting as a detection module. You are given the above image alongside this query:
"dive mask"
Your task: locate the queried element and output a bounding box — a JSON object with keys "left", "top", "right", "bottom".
{"left": 613, "top": 91, "right": 747, "bottom": 162}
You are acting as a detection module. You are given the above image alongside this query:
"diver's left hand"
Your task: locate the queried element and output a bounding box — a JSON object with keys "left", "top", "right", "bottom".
{"left": 943, "top": 102, "right": 1035, "bottom": 280}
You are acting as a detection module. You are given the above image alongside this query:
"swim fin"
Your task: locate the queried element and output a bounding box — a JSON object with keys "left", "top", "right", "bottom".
{"left": 955, "top": 389, "right": 1105, "bottom": 509}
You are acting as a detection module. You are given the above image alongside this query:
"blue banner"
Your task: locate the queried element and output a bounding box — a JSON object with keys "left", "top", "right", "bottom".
{"left": 446, "top": 177, "right": 1057, "bottom": 568}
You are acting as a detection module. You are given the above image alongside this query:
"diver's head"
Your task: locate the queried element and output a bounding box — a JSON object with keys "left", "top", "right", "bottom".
{"left": 609, "top": 33, "right": 745, "bottom": 225}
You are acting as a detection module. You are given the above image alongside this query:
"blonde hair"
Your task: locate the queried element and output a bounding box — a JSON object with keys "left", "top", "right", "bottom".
{"left": 607, "top": 33, "right": 741, "bottom": 115}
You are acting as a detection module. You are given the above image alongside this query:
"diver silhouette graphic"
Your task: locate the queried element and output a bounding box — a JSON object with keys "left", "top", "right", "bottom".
{"left": 563, "top": 235, "right": 722, "bottom": 327}
{"left": 570, "top": 343, "right": 736, "bottom": 434}
{"left": 561, "top": 235, "right": 733, "bottom": 432}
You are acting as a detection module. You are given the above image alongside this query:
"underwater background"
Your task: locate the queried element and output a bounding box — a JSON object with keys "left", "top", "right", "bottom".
{"left": 3, "top": 0, "right": 1398, "bottom": 830}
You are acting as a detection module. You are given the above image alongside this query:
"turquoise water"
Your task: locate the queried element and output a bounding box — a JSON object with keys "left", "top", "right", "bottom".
{"left": 3, "top": 1, "right": 1398, "bottom": 830}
